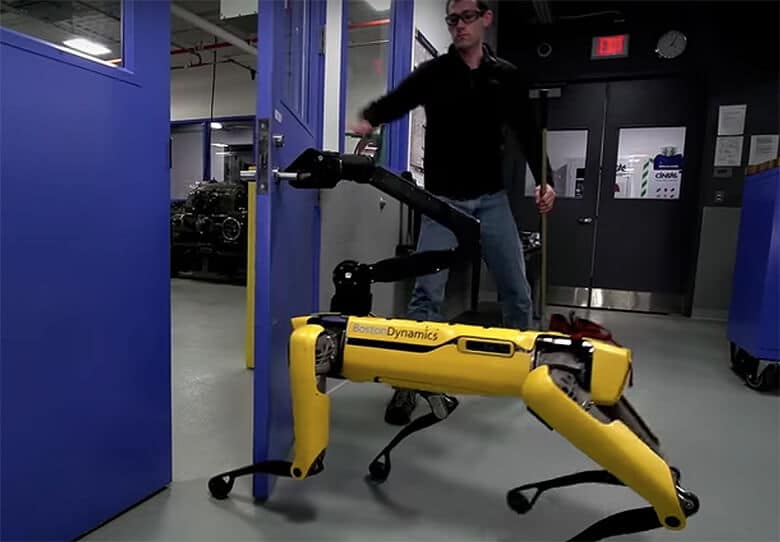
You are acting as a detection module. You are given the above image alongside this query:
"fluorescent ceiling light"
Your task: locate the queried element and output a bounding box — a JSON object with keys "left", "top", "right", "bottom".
{"left": 63, "top": 38, "right": 111, "bottom": 56}
{"left": 365, "top": 0, "right": 391, "bottom": 11}
{"left": 210, "top": 122, "right": 223, "bottom": 129}
{"left": 211, "top": 143, "right": 228, "bottom": 148}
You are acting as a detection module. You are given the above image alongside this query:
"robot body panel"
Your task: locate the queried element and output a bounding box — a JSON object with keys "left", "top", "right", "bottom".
{"left": 590, "top": 342, "right": 633, "bottom": 405}
{"left": 341, "top": 316, "right": 534, "bottom": 395}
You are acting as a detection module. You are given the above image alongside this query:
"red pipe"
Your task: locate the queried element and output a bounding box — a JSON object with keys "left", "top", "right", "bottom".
{"left": 348, "top": 18, "right": 390, "bottom": 29}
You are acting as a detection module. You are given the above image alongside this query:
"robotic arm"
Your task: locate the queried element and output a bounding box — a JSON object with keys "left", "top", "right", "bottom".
{"left": 208, "top": 150, "right": 699, "bottom": 542}
{"left": 278, "top": 148, "right": 483, "bottom": 316}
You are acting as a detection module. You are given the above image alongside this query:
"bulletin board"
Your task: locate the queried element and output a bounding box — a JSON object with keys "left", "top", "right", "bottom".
{"left": 409, "top": 31, "right": 437, "bottom": 187}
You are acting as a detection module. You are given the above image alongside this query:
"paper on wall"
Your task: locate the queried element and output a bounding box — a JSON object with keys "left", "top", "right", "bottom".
{"left": 748, "top": 134, "right": 779, "bottom": 166}
{"left": 714, "top": 136, "right": 744, "bottom": 167}
{"left": 717, "top": 104, "right": 747, "bottom": 135}
{"left": 613, "top": 127, "right": 686, "bottom": 200}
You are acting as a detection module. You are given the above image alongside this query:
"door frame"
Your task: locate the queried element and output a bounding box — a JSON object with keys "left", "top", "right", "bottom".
{"left": 385, "top": 0, "right": 414, "bottom": 174}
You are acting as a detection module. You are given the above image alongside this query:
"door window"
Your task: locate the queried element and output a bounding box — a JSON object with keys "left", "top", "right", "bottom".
{"left": 171, "top": 124, "right": 205, "bottom": 200}
{"left": 210, "top": 121, "right": 255, "bottom": 183}
{"left": 281, "top": 0, "right": 308, "bottom": 119}
{"left": 343, "top": 0, "right": 391, "bottom": 161}
{"left": 525, "top": 129, "right": 589, "bottom": 199}
{"left": 613, "top": 127, "right": 686, "bottom": 200}
{"left": 0, "top": 1, "right": 123, "bottom": 67}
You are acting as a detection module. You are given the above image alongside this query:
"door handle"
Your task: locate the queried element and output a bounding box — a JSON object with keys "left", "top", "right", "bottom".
{"left": 272, "top": 168, "right": 297, "bottom": 182}
{"left": 577, "top": 217, "right": 594, "bottom": 225}
{"left": 272, "top": 168, "right": 311, "bottom": 183}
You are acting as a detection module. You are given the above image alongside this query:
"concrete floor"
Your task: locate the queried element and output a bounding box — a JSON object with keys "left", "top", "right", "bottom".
{"left": 84, "top": 279, "right": 779, "bottom": 542}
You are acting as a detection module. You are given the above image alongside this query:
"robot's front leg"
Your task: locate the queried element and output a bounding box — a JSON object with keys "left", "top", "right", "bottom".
{"left": 366, "top": 392, "right": 459, "bottom": 483}
{"left": 513, "top": 339, "right": 699, "bottom": 540}
{"left": 207, "top": 322, "right": 333, "bottom": 499}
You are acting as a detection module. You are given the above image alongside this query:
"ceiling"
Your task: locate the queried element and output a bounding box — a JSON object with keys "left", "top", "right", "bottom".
{"left": 1, "top": 0, "right": 412, "bottom": 74}
{"left": 0, "top": 0, "right": 258, "bottom": 71}
{"left": 0, "top": 0, "right": 124, "bottom": 57}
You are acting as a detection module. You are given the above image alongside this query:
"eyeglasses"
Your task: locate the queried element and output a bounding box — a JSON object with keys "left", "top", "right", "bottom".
{"left": 444, "top": 9, "right": 484, "bottom": 27}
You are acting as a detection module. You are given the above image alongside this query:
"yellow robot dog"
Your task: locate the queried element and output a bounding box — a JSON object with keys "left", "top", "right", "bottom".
{"left": 208, "top": 149, "right": 699, "bottom": 542}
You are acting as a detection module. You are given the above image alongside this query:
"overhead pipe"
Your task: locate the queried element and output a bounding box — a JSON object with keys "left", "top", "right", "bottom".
{"left": 170, "top": 3, "right": 257, "bottom": 56}
{"left": 172, "top": 58, "right": 256, "bottom": 78}
{"left": 348, "top": 18, "right": 390, "bottom": 29}
{"left": 170, "top": 38, "right": 258, "bottom": 56}
{"left": 166, "top": 16, "right": 386, "bottom": 57}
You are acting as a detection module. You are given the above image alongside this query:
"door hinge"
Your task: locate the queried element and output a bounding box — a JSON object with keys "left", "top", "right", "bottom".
{"left": 319, "top": 25, "right": 326, "bottom": 55}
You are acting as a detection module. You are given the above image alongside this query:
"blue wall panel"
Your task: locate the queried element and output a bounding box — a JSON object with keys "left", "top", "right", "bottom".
{"left": 0, "top": 1, "right": 172, "bottom": 540}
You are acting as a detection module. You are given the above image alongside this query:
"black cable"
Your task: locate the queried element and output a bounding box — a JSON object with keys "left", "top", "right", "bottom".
{"left": 209, "top": 37, "right": 217, "bottom": 123}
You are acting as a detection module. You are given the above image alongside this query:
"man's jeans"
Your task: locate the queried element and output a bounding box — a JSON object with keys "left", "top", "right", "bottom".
{"left": 407, "top": 190, "right": 533, "bottom": 330}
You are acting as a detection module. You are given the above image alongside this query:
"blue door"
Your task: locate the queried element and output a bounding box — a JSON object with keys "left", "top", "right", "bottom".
{"left": 0, "top": 2, "right": 171, "bottom": 540}
{"left": 252, "top": 0, "right": 326, "bottom": 499}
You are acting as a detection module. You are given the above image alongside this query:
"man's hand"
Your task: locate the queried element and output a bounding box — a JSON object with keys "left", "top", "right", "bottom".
{"left": 536, "top": 185, "right": 556, "bottom": 214}
{"left": 349, "top": 119, "right": 375, "bottom": 136}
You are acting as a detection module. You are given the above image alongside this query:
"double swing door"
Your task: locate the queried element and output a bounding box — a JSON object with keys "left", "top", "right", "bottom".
{"left": 516, "top": 77, "right": 701, "bottom": 314}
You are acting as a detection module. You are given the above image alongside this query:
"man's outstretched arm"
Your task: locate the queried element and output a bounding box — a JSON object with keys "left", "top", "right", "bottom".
{"left": 354, "top": 61, "right": 433, "bottom": 132}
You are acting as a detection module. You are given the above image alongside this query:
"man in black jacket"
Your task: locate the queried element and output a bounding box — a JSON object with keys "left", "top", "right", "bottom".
{"left": 352, "top": 0, "right": 555, "bottom": 425}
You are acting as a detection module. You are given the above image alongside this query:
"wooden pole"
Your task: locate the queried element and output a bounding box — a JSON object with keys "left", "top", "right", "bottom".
{"left": 539, "top": 89, "right": 549, "bottom": 327}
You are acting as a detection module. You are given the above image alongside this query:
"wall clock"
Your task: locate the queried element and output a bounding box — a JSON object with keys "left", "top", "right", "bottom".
{"left": 656, "top": 30, "right": 687, "bottom": 59}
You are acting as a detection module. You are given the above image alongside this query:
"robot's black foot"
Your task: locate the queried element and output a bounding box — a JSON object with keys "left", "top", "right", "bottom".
{"left": 506, "top": 488, "right": 532, "bottom": 514}
{"left": 208, "top": 475, "right": 234, "bottom": 500}
{"left": 206, "top": 460, "right": 296, "bottom": 500}
{"left": 368, "top": 456, "right": 391, "bottom": 484}
{"left": 368, "top": 394, "right": 459, "bottom": 482}
{"left": 507, "top": 467, "right": 699, "bottom": 541}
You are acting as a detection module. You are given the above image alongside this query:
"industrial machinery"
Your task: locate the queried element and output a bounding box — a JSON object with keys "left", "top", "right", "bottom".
{"left": 207, "top": 149, "right": 700, "bottom": 541}
{"left": 170, "top": 181, "right": 248, "bottom": 281}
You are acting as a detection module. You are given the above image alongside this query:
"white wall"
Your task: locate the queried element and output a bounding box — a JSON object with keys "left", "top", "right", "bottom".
{"left": 170, "top": 58, "right": 256, "bottom": 121}
{"left": 210, "top": 126, "right": 254, "bottom": 181}
{"left": 413, "top": 0, "right": 452, "bottom": 54}
{"left": 171, "top": 126, "right": 204, "bottom": 199}
{"left": 323, "top": 0, "right": 343, "bottom": 152}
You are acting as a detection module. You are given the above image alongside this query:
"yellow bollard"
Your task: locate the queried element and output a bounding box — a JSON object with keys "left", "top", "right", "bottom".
{"left": 245, "top": 181, "right": 256, "bottom": 370}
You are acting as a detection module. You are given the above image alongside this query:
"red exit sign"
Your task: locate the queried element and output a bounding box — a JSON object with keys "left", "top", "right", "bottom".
{"left": 591, "top": 34, "right": 630, "bottom": 59}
